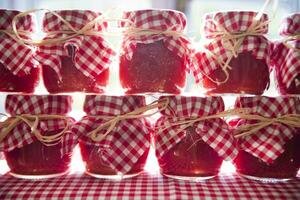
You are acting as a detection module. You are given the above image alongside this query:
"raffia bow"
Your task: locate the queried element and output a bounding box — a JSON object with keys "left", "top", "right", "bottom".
{"left": 0, "top": 114, "right": 71, "bottom": 146}
{"left": 87, "top": 98, "right": 170, "bottom": 142}
{"left": 10, "top": 9, "right": 111, "bottom": 46}
{"left": 124, "top": 25, "right": 184, "bottom": 38}
{"left": 155, "top": 108, "right": 249, "bottom": 143}
{"left": 0, "top": 29, "right": 37, "bottom": 76}
{"left": 0, "top": 30, "right": 33, "bottom": 47}
{"left": 203, "top": 18, "right": 269, "bottom": 84}
{"left": 233, "top": 113, "right": 300, "bottom": 138}
{"left": 10, "top": 9, "right": 186, "bottom": 47}
{"left": 283, "top": 34, "right": 300, "bottom": 51}
{"left": 155, "top": 107, "right": 300, "bottom": 142}
{"left": 201, "top": 0, "right": 276, "bottom": 84}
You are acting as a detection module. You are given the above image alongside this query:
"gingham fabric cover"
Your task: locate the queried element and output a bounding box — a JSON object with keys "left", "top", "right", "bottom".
{"left": 0, "top": 95, "right": 76, "bottom": 156}
{"left": 271, "top": 13, "right": 300, "bottom": 93}
{"left": 233, "top": 96, "right": 299, "bottom": 164}
{"left": 0, "top": 9, "right": 38, "bottom": 76}
{"left": 280, "top": 13, "right": 300, "bottom": 35}
{"left": 120, "top": 9, "right": 194, "bottom": 70}
{"left": 155, "top": 96, "right": 238, "bottom": 161}
{"left": 72, "top": 95, "right": 150, "bottom": 174}
{"left": 1, "top": 172, "right": 300, "bottom": 200}
{"left": 36, "top": 10, "right": 116, "bottom": 80}
{"left": 192, "top": 11, "right": 271, "bottom": 83}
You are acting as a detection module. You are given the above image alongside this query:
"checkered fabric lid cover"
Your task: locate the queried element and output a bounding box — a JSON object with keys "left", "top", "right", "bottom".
{"left": 120, "top": 9, "right": 194, "bottom": 70}
{"left": 155, "top": 96, "right": 238, "bottom": 161}
{"left": 36, "top": 10, "right": 116, "bottom": 80}
{"left": 0, "top": 95, "right": 76, "bottom": 156}
{"left": 233, "top": 96, "right": 299, "bottom": 164}
{"left": 192, "top": 11, "right": 271, "bottom": 83}
{"left": 0, "top": 9, "right": 38, "bottom": 76}
{"left": 280, "top": 13, "right": 300, "bottom": 36}
{"left": 272, "top": 13, "right": 300, "bottom": 92}
{"left": 72, "top": 95, "right": 150, "bottom": 174}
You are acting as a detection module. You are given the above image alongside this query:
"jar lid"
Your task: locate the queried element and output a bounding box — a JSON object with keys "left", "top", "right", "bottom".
{"left": 5, "top": 95, "right": 73, "bottom": 115}
{"left": 43, "top": 10, "right": 106, "bottom": 32}
{"left": 84, "top": 95, "right": 146, "bottom": 116}
{"left": 121, "top": 9, "right": 186, "bottom": 31}
{"left": 158, "top": 96, "right": 224, "bottom": 117}
{"left": 204, "top": 11, "right": 269, "bottom": 38}
{"left": 280, "top": 13, "right": 300, "bottom": 36}
{"left": 0, "top": 9, "right": 35, "bottom": 31}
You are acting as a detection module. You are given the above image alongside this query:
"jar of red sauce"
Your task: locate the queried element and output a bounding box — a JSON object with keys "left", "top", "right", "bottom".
{"left": 232, "top": 96, "right": 300, "bottom": 181}
{"left": 119, "top": 9, "right": 193, "bottom": 94}
{"left": 271, "top": 13, "right": 300, "bottom": 95}
{"left": 193, "top": 11, "right": 271, "bottom": 95}
{"left": 74, "top": 95, "right": 150, "bottom": 179}
{"left": 0, "top": 9, "right": 39, "bottom": 93}
{"left": 0, "top": 95, "right": 75, "bottom": 179}
{"left": 154, "top": 96, "right": 237, "bottom": 181}
{"left": 36, "top": 10, "right": 115, "bottom": 94}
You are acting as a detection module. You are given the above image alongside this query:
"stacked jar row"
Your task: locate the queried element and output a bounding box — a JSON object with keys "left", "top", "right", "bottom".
{"left": 1, "top": 9, "right": 299, "bottom": 95}
{"left": 0, "top": 95, "right": 299, "bottom": 182}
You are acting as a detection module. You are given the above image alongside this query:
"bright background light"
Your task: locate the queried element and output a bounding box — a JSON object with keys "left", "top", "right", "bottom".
{"left": 0, "top": 0, "right": 299, "bottom": 177}
{"left": 69, "top": 146, "right": 85, "bottom": 174}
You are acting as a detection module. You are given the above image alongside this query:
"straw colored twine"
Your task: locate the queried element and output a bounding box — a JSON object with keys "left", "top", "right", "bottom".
{"left": 154, "top": 107, "right": 300, "bottom": 143}
{"left": 87, "top": 98, "right": 170, "bottom": 142}
{"left": 203, "top": 20, "right": 269, "bottom": 84}
{"left": 202, "top": 0, "right": 276, "bottom": 85}
{"left": 0, "top": 30, "right": 33, "bottom": 46}
{"left": 123, "top": 26, "right": 184, "bottom": 38}
{"left": 1, "top": 99, "right": 297, "bottom": 147}
{"left": 0, "top": 114, "right": 71, "bottom": 146}
{"left": 283, "top": 34, "right": 300, "bottom": 51}
{"left": 232, "top": 113, "right": 300, "bottom": 138}
{"left": 10, "top": 9, "right": 109, "bottom": 46}
{"left": 3, "top": 8, "right": 185, "bottom": 48}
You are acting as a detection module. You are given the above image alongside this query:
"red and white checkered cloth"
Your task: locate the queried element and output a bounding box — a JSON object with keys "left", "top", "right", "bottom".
{"left": 271, "top": 13, "right": 300, "bottom": 94}
{"left": 0, "top": 95, "right": 76, "bottom": 156}
{"left": 0, "top": 9, "right": 38, "bottom": 76}
{"left": 192, "top": 11, "right": 271, "bottom": 83}
{"left": 233, "top": 96, "right": 299, "bottom": 164}
{"left": 280, "top": 13, "right": 300, "bottom": 35}
{"left": 0, "top": 172, "right": 299, "bottom": 199}
{"left": 36, "top": 10, "right": 116, "bottom": 80}
{"left": 72, "top": 95, "right": 150, "bottom": 174}
{"left": 120, "top": 9, "right": 194, "bottom": 69}
{"left": 154, "top": 96, "right": 238, "bottom": 161}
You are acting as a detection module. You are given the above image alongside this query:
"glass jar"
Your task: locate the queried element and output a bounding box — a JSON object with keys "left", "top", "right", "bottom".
{"left": 119, "top": 9, "right": 192, "bottom": 94}
{"left": 0, "top": 95, "right": 75, "bottom": 179}
{"left": 37, "top": 10, "right": 115, "bottom": 94}
{"left": 272, "top": 13, "right": 300, "bottom": 95}
{"left": 0, "top": 9, "right": 39, "bottom": 93}
{"left": 155, "top": 96, "right": 237, "bottom": 181}
{"left": 75, "top": 95, "right": 150, "bottom": 179}
{"left": 79, "top": 142, "right": 149, "bottom": 178}
{"left": 232, "top": 96, "right": 300, "bottom": 181}
{"left": 194, "top": 11, "right": 271, "bottom": 95}
{"left": 234, "top": 134, "right": 300, "bottom": 180}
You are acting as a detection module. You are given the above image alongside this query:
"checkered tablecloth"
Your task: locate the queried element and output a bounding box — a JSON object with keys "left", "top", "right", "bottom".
{"left": 0, "top": 172, "right": 299, "bottom": 200}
